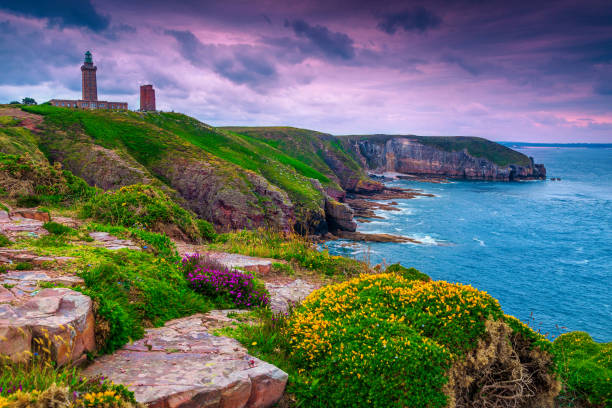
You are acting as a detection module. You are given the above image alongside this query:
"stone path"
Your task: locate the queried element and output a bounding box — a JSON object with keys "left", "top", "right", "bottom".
{"left": 176, "top": 243, "right": 279, "bottom": 275}
{"left": 88, "top": 231, "right": 141, "bottom": 251}
{"left": 0, "top": 210, "right": 49, "bottom": 240}
{"left": 265, "top": 279, "right": 318, "bottom": 313}
{"left": 83, "top": 312, "right": 288, "bottom": 408}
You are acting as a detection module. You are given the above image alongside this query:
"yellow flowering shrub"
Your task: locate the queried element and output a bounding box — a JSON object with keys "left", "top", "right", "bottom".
{"left": 283, "top": 273, "right": 550, "bottom": 407}
{"left": 76, "top": 390, "right": 123, "bottom": 407}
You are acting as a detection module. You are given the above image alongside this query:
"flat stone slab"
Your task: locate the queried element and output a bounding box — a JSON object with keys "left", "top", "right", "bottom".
{"left": 83, "top": 313, "right": 287, "bottom": 408}
{"left": 0, "top": 287, "right": 95, "bottom": 365}
{"left": 204, "top": 251, "right": 278, "bottom": 275}
{"left": 265, "top": 279, "right": 318, "bottom": 313}
{"left": 0, "top": 213, "right": 48, "bottom": 240}
{"left": 88, "top": 231, "right": 141, "bottom": 251}
{"left": 0, "top": 248, "right": 74, "bottom": 266}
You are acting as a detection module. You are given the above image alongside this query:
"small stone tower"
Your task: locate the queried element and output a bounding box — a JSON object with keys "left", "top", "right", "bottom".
{"left": 140, "top": 84, "right": 156, "bottom": 111}
{"left": 81, "top": 51, "right": 98, "bottom": 101}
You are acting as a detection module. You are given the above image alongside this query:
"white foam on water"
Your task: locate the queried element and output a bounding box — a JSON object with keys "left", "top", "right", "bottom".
{"left": 406, "top": 234, "right": 442, "bottom": 246}
{"left": 473, "top": 237, "right": 486, "bottom": 247}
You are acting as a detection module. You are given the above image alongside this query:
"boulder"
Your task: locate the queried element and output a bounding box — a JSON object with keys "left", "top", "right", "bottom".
{"left": 0, "top": 288, "right": 95, "bottom": 364}
{"left": 82, "top": 313, "right": 288, "bottom": 408}
{"left": 325, "top": 198, "right": 357, "bottom": 232}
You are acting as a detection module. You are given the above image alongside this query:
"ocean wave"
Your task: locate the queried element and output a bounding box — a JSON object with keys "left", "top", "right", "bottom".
{"left": 407, "top": 234, "right": 444, "bottom": 246}
{"left": 559, "top": 259, "right": 590, "bottom": 265}
{"left": 473, "top": 237, "right": 486, "bottom": 247}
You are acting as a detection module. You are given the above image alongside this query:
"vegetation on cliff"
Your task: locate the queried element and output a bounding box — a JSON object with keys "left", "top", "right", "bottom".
{"left": 553, "top": 332, "right": 612, "bottom": 407}
{"left": 227, "top": 270, "right": 560, "bottom": 408}
{"left": 339, "top": 134, "right": 532, "bottom": 167}
{"left": 18, "top": 105, "right": 332, "bottom": 232}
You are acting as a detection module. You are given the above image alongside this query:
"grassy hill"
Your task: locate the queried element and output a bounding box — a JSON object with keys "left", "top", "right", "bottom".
{"left": 222, "top": 126, "right": 372, "bottom": 192}
{"left": 7, "top": 105, "right": 339, "bottom": 232}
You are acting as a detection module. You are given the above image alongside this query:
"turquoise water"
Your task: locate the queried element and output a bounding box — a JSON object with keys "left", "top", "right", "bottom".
{"left": 326, "top": 147, "right": 612, "bottom": 342}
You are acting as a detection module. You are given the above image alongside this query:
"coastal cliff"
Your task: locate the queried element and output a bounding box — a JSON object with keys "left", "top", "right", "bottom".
{"left": 2, "top": 106, "right": 546, "bottom": 237}
{"left": 342, "top": 135, "right": 546, "bottom": 181}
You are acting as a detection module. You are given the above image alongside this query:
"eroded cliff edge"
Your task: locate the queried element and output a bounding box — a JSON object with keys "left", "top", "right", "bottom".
{"left": 340, "top": 135, "right": 546, "bottom": 181}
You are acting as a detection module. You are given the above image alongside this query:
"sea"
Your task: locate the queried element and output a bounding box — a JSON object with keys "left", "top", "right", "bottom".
{"left": 325, "top": 145, "right": 612, "bottom": 342}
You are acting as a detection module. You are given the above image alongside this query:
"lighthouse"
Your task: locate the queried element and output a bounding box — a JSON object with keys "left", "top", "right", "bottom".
{"left": 81, "top": 51, "right": 98, "bottom": 102}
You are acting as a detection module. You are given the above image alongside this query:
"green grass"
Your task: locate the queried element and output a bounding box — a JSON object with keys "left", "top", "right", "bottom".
{"left": 29, "top": 235, "right": 213, "bottom": 354}
{"left": 210, "top": 228, "right": 369, "bottom": 276}
{"left": 22, "top": 105, "right": 166, "bottom": 166}
{"left": 145, "top": 114, "right": 326, "bottom": 210}
{"left": 21, "top": 105, "right": 327, "bottom": 227}
{"left": 0, "top": 233, "right": 10, "bottom": 247}
{"left": 42, "top": 221, "right": 74, "bottom": 236}
{"left": 553, "top": 332, "right": 612, "bottom": 407}
{"left": 223, "top": 126, "right": 368, "bottom": 188}
{"left": 0, "top": 125, "right": 48, "bottom": 163}
{"left": 0, "top": 356, "right": 139, "bottom": 406}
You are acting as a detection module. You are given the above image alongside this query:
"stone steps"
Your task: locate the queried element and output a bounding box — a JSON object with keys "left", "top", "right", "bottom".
{"left": 82, "top": 312, "right": 288, "bottom": 408}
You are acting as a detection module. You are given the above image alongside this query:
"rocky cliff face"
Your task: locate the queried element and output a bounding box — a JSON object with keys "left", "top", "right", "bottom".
{"left": 350, "top": 137, "right": 546, "bottom": 181}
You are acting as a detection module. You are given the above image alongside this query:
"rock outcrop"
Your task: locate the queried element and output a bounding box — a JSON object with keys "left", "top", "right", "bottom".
{"left": 82, "top": 313, "right": 288, "bottom": 408}
{"left": 153, "top": 157, "right": 296, "bottom": 233}
{"left": 347, "top": 137, "right": 546, "bottom": 181}
{"left": 0, "top": 287, "right": 95, "bottom": 365}
{"left": 324, "top": 198, "right": 356, "bottom": 232}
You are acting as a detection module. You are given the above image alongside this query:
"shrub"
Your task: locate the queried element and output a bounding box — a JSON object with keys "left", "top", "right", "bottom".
{"left": 0, "top": 153, "right": 95, "bottom": 205}
{"left": 281, "top": 273, "right": 557, "bottom": 408}
{"left": 43, "top": 221, "right": 74, "bottom": 235}
{"left": 196, "top": 219, "right": 216, "bottom": 241}
{"left": 385, "top": 263, "right": 430, "bottom": 281}
{"left": 80, "top": 184, "right": 201, "bottom": 242}
{"left": 553, "top": 331, "right": 612, "bottom": 407}
{"left": 16, "top": 194, "right": 41, "bottom": 208}
{"left": 179, "top": 253, "right": 269, "bottom": 308}
{"left": 0, "top": 233, "right": 10, "bottom": 247}
{"left": 0, "top": 355, "right": 139, "bottom": 407}
{"left": 78, "top": 250, "right": 212, "bottom": 354}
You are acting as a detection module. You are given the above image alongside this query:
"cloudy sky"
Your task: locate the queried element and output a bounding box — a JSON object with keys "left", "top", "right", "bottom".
{"left": 1, "top": 0, "right": 611, "bottom": 142}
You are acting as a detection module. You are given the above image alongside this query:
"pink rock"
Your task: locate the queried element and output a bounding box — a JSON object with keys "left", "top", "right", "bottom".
{"left": 83, "top": 313, "right": 287, "bottom": 408}
{"left": 0, "top": 288, "right": 95, "bottom": 365}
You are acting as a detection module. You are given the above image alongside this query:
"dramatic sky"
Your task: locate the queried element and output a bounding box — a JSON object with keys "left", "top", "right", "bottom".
{"left": 1, "top": 0, "right": 611, "bottom": 142}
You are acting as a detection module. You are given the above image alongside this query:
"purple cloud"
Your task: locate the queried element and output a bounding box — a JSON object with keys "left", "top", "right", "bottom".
{"left": 0, "top": 0, "right": 610, "bottom": 142}
{"left": 377, "top": 6, "right": 442, "bottom": 34}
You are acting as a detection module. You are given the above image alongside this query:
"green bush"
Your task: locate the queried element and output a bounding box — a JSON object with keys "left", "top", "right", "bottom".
{"left": 553, "top": 331, "right": 612, "bottom": 407}
{"left": 277, "top": 273, "right": 555, "bottom": 408}
{"left": 196, "top": 219, "right": 216, "bottom": 241}
{"left": 0, "top": 233, "right": 10, "bottom": 247}
{"left": 385, "top": 263, "right": 430, "bottom": 281}
{"left": 16, "top": 194, "right": 41, "bottom": 208}
{"left": 0, "top": 355, "right": 139, "bottom": 406}
{"left": 80, "top": 184, "right": 201, "bottom": 242}
{"left": 0, "top": 153, "right": 96, "bottom": 205}
{"left": 78, "top": 250, "right": 212, "bottom": 354}
{"left": 43, "top": 221, "right": 74, "bottom": 235}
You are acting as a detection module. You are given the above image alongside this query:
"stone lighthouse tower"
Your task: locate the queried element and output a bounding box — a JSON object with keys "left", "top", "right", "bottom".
{"left": 81, "top": 51, "right": 98, "bottom": 101}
